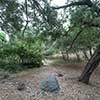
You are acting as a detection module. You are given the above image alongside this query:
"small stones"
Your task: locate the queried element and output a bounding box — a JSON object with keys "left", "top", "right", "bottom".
{"left": 17, "top": 82, "right": 26, "bottom": 91}
{"left": 0, "top": 64, "right": 100, "bottom": 100}
{"left": 31, "top": 92, "right": 35, "bottom": 97}
{"left": 0, "top": 72, "right": 10, "bottom": 80}
{"left": 57, "top": 73, "right": 63, "bottom": 77}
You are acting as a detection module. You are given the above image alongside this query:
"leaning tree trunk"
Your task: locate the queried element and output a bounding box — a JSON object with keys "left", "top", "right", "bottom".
{"left": 79, "top": 45, "right": 100, "bottom": 84}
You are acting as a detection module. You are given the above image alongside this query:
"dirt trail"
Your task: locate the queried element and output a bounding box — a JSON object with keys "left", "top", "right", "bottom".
{"left": 0, "top": 58, "right": 100, "bottom": 100}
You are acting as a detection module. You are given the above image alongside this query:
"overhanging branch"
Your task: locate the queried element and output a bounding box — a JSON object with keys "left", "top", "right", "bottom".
{"left": 52, "top": 0, "right": 93, "bottom": 9}
{"left": 66, "top": 28, "right": 83, "bottom": 53}
{"left": 33, "top": 0, "right": 47, "bottom": 21}
{"left": 83, "top": 21, "right": 100, "bottom": 28}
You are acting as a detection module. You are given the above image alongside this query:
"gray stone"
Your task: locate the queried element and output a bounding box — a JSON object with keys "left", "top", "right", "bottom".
{"left": 40, "top": 75, "right": 60, "bottom": 92}
{"left": 17, "top": 82, "right": 26, "bottom": 91}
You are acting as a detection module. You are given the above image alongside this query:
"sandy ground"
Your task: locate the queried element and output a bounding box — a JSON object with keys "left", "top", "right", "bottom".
{"left": 0, "top": 58, "right": 100, "bottom": 100}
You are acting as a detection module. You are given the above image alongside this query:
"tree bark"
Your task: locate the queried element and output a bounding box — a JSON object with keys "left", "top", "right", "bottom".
{"left": 75, "top": 52, "right": 81, "bottom": 61}
{"left": 79, "top": 45, "right": 100, "bottom": 84}
{"left": 89, "top": 47, "right": 92, "bottom": 58}
{"left": 82, "top": 50, "right": 89, "bottom": 60}
{"left": 66, "top": 53, "right": 69, "bottom": 60}
{"left": 61, "top": 51, "right": 67, "bottom": 61}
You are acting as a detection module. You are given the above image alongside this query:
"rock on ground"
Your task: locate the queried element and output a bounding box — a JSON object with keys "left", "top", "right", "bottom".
{"left": 40, "top": 74, "right": 60, "bottom": 92}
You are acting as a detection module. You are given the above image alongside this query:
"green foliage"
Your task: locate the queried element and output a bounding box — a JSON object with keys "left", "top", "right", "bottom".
{"left": 0, "top": 37, "right": 43, "bottom": 72}
{"left": 0, "top": 31, "right": 6, "bottom": 42}
{"left": 0, "top": 0, "right": 23, "bottom": 33}
{"left": 0, "top": 0, "right": 100, "bottom": 64}
{"left": 44, "top": 47, "right": 58, "bottom": 56}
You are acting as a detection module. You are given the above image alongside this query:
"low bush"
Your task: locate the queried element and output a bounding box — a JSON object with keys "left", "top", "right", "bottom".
{"left": 0, "top": 37, "right": 43, "bottom": 72}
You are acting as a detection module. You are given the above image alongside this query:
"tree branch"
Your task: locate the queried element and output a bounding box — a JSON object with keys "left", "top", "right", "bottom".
{"left": 52, "top": 0, "right": 100, "bottom": 15}
{"left": 33, "top": 0, "right": 47, "bottom": 21}
{"left": 66, "top": 28, "right": 83, "bottom": 53}
{"left": 83, "top": 21, "right": 100, "bottom": 28}
{"left": 52, "top": 0, "right": 93, "bottom": 9}
{"left": 22, "top": 0, "right": 28, "bottom": 37}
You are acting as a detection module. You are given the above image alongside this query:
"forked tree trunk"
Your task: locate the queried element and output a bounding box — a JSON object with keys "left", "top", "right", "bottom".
{"left": 79, "top": 45, "right": 100, "bottom": 84}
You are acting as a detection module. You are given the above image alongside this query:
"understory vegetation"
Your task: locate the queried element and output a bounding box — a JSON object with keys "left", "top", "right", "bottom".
{"left": 0, "top": 35, "right": 43, "bottom": 72}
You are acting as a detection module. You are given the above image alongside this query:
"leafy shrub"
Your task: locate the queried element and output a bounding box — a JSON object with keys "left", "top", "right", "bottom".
{"left": 0, "top": 37, "right": 43, "bottom": 72}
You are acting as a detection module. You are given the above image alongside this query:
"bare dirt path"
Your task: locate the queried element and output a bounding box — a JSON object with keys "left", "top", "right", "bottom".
{"left": 0, "top": 58, "right": 100, "bottom": 100}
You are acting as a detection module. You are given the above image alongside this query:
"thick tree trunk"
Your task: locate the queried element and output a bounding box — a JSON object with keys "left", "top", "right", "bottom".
{"left": 79, "top": 45, "right": 100, "bottom": 84}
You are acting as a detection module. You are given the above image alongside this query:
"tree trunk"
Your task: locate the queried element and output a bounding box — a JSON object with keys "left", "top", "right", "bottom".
{"left": 66, "top": 53, "right": 69, "bottom": 60}
{"left": 82, "top": 50, "right": 89, "bottom": 60}
{"left": 75, "top": 51, "right": 81, "bottom": 61}
{"left": 89, "top": 48, "right": 92, "bottom": 58}
{"left": 61, "top": 51, "right": 67, "bottom": 61}
{"left": 79, "top": 45, "right": 100, "bottom": 84}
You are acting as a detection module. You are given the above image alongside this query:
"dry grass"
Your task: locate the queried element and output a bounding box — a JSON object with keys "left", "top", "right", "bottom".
{"left": 0, "top": 57, "right": 100, "bottom": 100}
